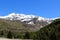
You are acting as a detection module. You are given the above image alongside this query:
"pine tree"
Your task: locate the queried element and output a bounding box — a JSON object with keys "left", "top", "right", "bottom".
{"left": 0, "top": 31, "right": 4, "bottom": 35}
{"left": 7, "top": 31, "right": 13, "bottom": 39}
{"left": 24, "top": 32, "right": 30, "bottom": 39}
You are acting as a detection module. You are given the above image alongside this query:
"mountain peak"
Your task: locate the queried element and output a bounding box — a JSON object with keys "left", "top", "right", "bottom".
{"left": 8, "top": 13, "right": 16, "bottom": 16}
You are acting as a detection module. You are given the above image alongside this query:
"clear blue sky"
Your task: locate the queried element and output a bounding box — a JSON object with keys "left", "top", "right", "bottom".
{"left": 0, "top": 0, "right": 60, "bottom": 18}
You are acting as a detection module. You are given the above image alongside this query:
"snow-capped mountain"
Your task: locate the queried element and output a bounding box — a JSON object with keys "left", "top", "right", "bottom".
{"left": 0, "top": 13, "right": 52, "bottom": 25}
{"left": 0, "top": 13, "right": 59, "bottom": 31}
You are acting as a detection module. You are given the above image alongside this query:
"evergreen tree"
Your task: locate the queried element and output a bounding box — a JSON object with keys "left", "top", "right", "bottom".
{"left": 0, "top": 31, "right": 4, "bottom": 35}
{"left": 24, "top": 32, "right": 30, "bottom": 39}
{"left": 7, "top": 31, "right": 13, "bottom": 39}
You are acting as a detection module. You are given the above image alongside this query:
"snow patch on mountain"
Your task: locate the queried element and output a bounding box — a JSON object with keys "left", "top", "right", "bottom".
{"left": 0, "top": 13, "right": 55, "bottom": 25}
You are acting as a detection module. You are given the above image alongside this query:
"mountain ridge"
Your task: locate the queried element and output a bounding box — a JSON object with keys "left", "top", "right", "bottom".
{"left": 0, "top": 13, "right": 53, "bottom": 24}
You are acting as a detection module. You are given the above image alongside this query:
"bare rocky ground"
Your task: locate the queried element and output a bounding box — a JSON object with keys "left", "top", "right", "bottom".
{"left": 0, "top": 38, "right": 32, "bottom": 40}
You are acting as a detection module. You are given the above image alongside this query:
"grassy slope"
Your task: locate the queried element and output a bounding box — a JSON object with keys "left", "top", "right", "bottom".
{"left": 0, "top": 19, "right": 26, "bottom": 32}
{"left": 0, "top": 19, "right": 36, "bottom": 39}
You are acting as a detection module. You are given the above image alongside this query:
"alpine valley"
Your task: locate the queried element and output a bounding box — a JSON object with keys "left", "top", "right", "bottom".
{"left": 0, "top": 13, "right": 59, "bottom": 39}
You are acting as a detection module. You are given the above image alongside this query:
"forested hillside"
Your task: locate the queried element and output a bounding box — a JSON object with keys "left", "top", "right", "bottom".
{"left": 34, "top": 18, "right": 60, "bottom": 40}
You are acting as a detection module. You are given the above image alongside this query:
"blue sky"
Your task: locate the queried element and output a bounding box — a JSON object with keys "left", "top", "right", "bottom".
{"left": 0, "top": 0, "right": 60, "bottom": 18}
